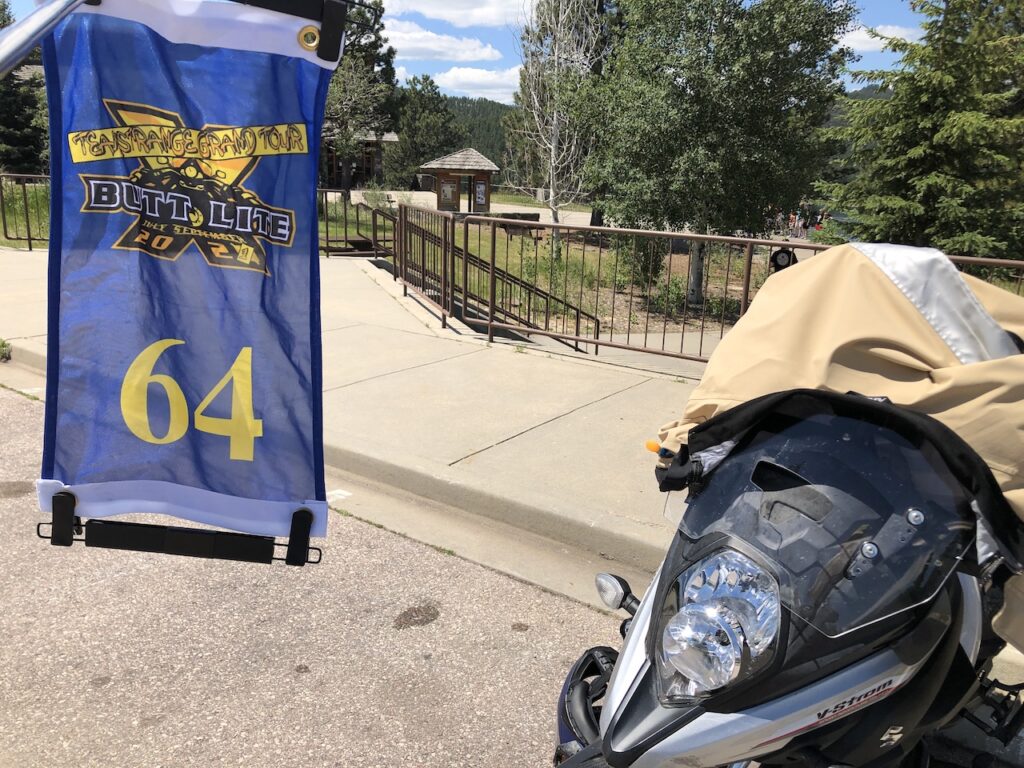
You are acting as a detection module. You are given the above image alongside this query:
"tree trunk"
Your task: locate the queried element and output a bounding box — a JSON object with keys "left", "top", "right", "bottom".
{"left": 551, "top": 205, "right": 562, "bottom": 262}
{"left": 687, "top": 241, "right": 707, "bottom": 307}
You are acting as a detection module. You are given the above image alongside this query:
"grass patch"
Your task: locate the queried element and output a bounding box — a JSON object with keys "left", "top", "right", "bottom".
{"left": 0, "top": 179, "right": 50, "bottom": 250}
{"left": 0, "top": 382, "right": 42, "bottom": 402}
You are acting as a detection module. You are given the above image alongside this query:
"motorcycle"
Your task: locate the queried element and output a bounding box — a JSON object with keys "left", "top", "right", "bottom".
{"left": 555, "top": 388, "right": 1024, "bottom": 768}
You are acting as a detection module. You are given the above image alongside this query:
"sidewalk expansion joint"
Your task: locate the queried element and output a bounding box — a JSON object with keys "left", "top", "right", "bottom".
{"left": 322, "top": 348, "right": 485, "bottom": 392}
{"left": 447, "top": 377, "right": 652, "bottom": 467}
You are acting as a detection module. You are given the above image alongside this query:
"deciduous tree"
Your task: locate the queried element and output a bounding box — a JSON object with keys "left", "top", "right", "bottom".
{"left": 504, "top": 0, "right": 609, "bottom": 230}
{"left": 323, "top": 58, "right": 392, "bottom": 188}
{"left": 589, "top": 0, "right": 855, "bottom": 302}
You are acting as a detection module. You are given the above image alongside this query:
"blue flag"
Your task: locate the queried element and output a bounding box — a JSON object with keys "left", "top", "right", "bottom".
{"left": 37, "top": 0, "right": 338, "bottom": 538}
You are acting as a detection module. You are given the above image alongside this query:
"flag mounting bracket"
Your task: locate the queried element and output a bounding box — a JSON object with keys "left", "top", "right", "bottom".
{"left": 37, "top": 492, "right": 321, "bottom": 566}
{"left": 224, "top": 0, "right": 383, "bottom": 62}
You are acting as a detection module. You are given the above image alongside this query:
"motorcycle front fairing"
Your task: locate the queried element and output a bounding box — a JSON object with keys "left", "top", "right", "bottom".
{"left": 589, "top": 391, "right": 991, "bottom": 768}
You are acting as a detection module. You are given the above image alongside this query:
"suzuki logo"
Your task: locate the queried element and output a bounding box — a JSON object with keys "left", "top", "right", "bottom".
{"left": 880, "top": 726, "right": 904, "bottom": 747}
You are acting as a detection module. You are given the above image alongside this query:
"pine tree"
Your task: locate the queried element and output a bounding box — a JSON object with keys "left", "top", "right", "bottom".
{"left": 445, "top": 97, "right": 513, "bottom": 167}
{"left": 0, "top": 0, "right": 46, "bottom": 173}
{"left": 384, "top": 76, "right": 466, "bottom": 190}
{"left": 345, "top": 0, "right": 399, "bottom": 125}
{"left": 824, "top": 0, "right": 1024, "bottom": 258}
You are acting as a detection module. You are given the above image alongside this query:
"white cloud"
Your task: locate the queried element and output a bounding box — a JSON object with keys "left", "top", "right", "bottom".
{"left": 384, "top": 18, "right": 502, "bottom": 62}
{"left": 385, "top": 0, "right": 526, "bottom": 29}
{"left": 394, "top": 65, "right": 410, "bottom": 83}
{"left": 434, "top": 65, "right": 522, "bottom": 103}
{"left": 841, "top": 24, "right": 922, "bottom": 53}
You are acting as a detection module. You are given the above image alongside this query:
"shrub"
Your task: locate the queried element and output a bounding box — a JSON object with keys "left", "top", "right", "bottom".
{"left": 0, "top": 338, "right": 11, "bottom": 363}
{"left": 610, "top": 235, "right": 667, "bottom": 290}
{"left": 700, "top": 294, "right": 743, "bottom": 324}
{"left": 809, "top": 219, "right": 847, "bottom": 246}
{"left": 649, "top": 277, "right": 687, "bottom": 317}
{"left": 362, "top": 182, "right": 391, "bottom": 211}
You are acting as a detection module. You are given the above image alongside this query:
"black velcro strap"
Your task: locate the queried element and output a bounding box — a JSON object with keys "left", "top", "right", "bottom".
{"left": 317, "top": 0, "right": 349, "bottom": 62}
{"left": 656, "top": 445, "right": 693, "bottom": 493}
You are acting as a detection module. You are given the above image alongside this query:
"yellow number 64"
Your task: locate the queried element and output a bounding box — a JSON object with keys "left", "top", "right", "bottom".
{"left": 120, "top": 339, "right": 264, "bottom": 462}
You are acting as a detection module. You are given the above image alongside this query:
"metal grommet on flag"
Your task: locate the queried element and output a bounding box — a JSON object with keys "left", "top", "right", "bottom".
{"left": 298, "top": 25, "right": 320, "bottom": 51}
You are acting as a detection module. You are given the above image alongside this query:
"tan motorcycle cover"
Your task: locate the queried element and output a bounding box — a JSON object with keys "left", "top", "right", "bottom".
{"left": 657, "top": 243, "right": 1024, "bottom": 647}
{"left": 660, "top": 243, "right": 1024, "bottom": 520}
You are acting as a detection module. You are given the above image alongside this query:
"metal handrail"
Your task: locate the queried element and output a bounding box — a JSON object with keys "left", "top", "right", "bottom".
{"left": 0, "top": 0, "right": 88, "bottom": 78}
{"left": 462, "top": 214, "right": 835, "bottom": 253}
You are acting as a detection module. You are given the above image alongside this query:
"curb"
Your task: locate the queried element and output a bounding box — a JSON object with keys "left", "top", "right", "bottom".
{"left": 9, "top": 339, "right": 669, "bottom": 574}
{"left": 10, "top": 341, "right": 46, "bottom": 374}
{"left": 323, "top": 443, "right": 668, "bottom": 574}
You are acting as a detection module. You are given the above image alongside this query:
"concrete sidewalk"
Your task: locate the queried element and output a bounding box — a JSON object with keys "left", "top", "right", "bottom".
{"left": 0, "top": 246, "right": 691, "bottom": 574}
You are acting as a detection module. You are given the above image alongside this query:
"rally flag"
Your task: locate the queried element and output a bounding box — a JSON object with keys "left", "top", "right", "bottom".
{"left": 35, "top": 0, "right": 344, "bottom": 553}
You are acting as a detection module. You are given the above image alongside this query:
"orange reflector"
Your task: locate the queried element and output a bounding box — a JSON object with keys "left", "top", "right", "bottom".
{"left": 645, "top": 440, "right": 662, "bottom": 454}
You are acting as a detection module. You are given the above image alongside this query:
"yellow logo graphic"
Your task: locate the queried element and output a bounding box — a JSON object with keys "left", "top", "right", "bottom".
{"left": 69, "top": 100, "right": 309, "bottom": 275}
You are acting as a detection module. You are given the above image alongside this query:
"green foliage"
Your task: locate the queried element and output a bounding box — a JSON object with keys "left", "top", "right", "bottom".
{"left": 808, "top": 218, "right": 848, "bottom": 246}
{"left": 361, "top": 182, "right": 391, "bottom": 211}
{"left": 0, "top": 178, "right": 49, "bottom": 247}
{"left": 587, "top": 0, "right": 855, "bottom": 236}
{"left": 345, "top": 0, "right": 398, "bottom": 124}
{"left": 611, "top": 235, "right": 666, "bottom": 288}
{"left": 0, "top": 338, "right": 10, "bottom": 363}
{"left": 649, "top": 277, "right": 687, "bottom": 317}
{"left": 501, "top": 106, "right": 544, "bottom": 188}
{"left": 384, "top": 76, "right": 466, "bottom": 190}
{"left": 703, "top": 293, "right": 743, "bottom": 323}
{"left": 504, "top": 0, "right": 610, "bottom": 217}
{"left": 0, "top": 2, "right": 47, "bottom": 174}
{"left": 445, "top": 97, "right": 512, "bottom": 167}
{"left": 323, "top": 57, "right": 393, "bottom": 178}
{"left": 822, "top": 0, "right": 1024, "bottom": 259}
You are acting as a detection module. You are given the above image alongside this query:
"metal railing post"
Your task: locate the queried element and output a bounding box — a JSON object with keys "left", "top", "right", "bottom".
{"left": 21, "top": 180, "right": 32, "bottom": 251}
{"left": 740, "top": 242, "right": 755, "bottom": 315}
{"left": 462, "top": 219, "right": 470, "bottom": 319}
{"left": 440, "top": 214, "right": 449, "bottom": 329}
{"left": 0, "top": 177, "right": 9, "bottom": 242}
{"left": 488, "top": 222, "right": 497, "bottom": 344}
{"left": 447, "top": 217, "right": 456, "bottom": 316}
{"left": 400, "top": 206, "right": 409, "bottom": 294}
{"left": 319, "top": 190, "right": 328, "bottom": 257}
{"left": 393, "top": 204, "right": 401, "bottom": 281}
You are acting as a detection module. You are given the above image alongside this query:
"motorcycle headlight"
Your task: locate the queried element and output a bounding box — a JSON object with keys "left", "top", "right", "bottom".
{"left": 657, "top": 550, "right": 781, "bottom": 704}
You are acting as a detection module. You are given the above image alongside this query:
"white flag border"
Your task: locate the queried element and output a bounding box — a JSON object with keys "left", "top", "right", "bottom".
{"left": 37, "top": 479, "right": 330, "bottom": 539}
{"left": 76, "top": 0, "right": 342, "bottom": 69}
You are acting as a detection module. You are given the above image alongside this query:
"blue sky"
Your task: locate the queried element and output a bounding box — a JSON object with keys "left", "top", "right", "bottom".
{"left": 11, "top": 0, "right": 926, "bottom": 103}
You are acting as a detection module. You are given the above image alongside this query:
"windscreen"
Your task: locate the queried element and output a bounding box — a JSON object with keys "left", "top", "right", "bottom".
{"left": 678, "top": 413, "right": 976, "bottom": 637}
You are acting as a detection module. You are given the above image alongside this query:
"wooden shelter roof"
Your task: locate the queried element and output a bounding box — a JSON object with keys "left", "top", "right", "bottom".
{"left": 420, "top": 148, "right": 499, "bottom": 173}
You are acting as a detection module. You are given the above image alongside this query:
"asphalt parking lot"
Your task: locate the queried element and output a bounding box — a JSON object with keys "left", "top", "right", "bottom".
{"left": 0, "top": 385, "right": 620, "bottom": 768}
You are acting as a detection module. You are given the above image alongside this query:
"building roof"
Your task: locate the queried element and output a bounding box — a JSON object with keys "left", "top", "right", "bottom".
{"left": 13, "top": 65, "right": 44, "bottom": 83}
{"left": 354, "top": 131, "right": 399, "bottom": 143}
{"left": 420, "top": 148, "right": 499, "bottom": 173}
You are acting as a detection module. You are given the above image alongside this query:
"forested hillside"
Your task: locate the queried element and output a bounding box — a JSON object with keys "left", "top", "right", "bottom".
{"left": 445, "top": 97, "right": 513, "bottom": 166}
